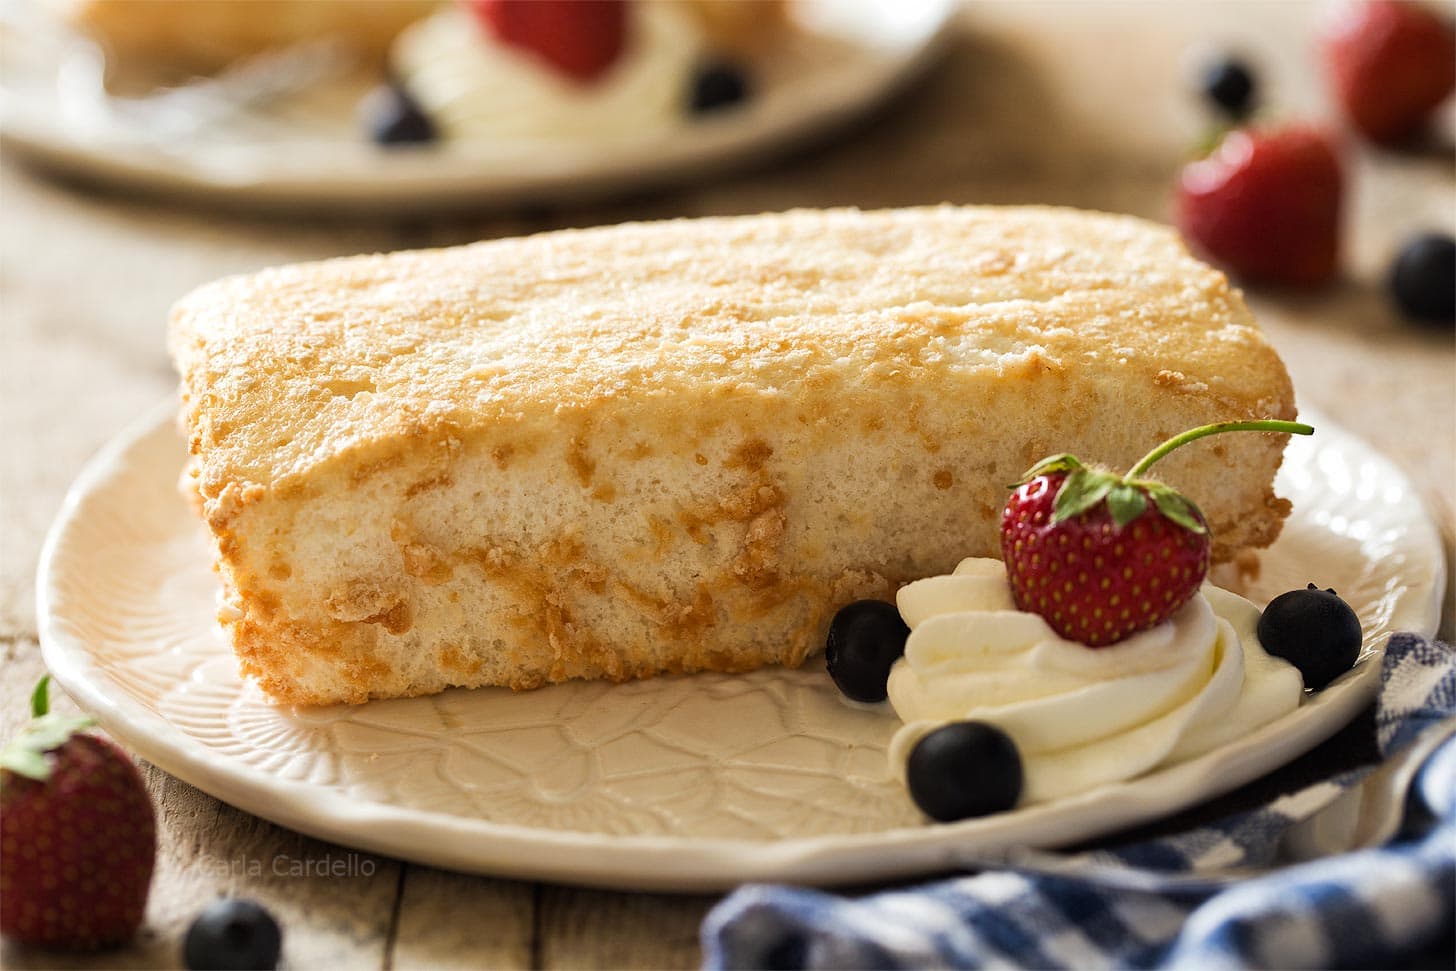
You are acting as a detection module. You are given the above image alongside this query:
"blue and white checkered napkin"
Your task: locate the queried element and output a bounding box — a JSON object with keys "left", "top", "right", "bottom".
{"left": 703, "top": 633, "right": 1456, "bottom": 970}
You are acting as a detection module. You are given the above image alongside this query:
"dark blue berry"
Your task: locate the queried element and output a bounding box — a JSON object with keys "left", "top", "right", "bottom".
{"left": 1199, "top": 56, "right": 1256, "bottom": 118}
{"left": 690, "top": 62, "right": 751, "bottom": 114}
{"left": 907, "top": 721, "right": 1023, "bottom": 822}
{"left": 1390, "top": 233, "right": 1455, "bottom": 323}
{"left": 824, "top": 600, "right": 909, "bottom": 703}
{"left": 761, "top": 931, "right": 808, "bottom": 970}
{"left": 1256, "top": 584, "right": 1362, "bottom": 691}
{"left": 184, "top": 899, "right": 282, "bottom": 971}
{"left": 361, "top": 84, "right": 436, "bottom": 147}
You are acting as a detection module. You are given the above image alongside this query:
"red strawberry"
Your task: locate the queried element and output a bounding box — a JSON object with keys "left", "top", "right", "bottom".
{"left": 1322, "top": 0, "right": 1456, "bottom": 145}
{"left": 466, "top": 0, "right": 629, "bottom": 84}
{"left": 0, "top": 677, "right": 155, "bottom": 950}
{"left": 1176, "top": 125, "right": 1344, "bottom": 287}
{"left": 1000, "top": 420, "right": 1314, "bottom": 647}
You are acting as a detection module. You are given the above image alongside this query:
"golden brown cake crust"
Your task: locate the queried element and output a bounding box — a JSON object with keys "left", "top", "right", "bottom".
{"left": 170, "top": 206, "right": 1299, "bottom": 705}
{"left": 172, "top": 206, "right": 1293, "bottom": 503}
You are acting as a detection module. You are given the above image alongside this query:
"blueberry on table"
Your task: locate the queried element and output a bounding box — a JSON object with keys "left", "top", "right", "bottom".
{"left": 360, "top": 84, "right": 437, "bottom": 147}
{"left": 1256, "top": 584, "right": 1363, "bottom": 691}
{"left": 184, "top": 898, "right": 282, "bottom": 971}
{"left": 907, "top": 721, "right": 1023, "bottom": 822}
{"left": 1389, "top": 233, "right": 1455, "bottom": 324}
{"left": 1199, "top": 56, "right": 1257, "bottom": 118}
{"left": 824, "top": 599, "right": 909, "bottom": 703}
{"left": 690, "top": 62, "right": 751, "bottom": 114}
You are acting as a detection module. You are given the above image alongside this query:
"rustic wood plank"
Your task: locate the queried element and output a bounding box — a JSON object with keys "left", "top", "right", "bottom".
{"left": 0, "top": 318, "right": 171, "bottom": 641}
{"left": 2, "top": 4, "right": 1453, "bottom": 969}
{"left": 536, "top": 886, "right": 717, "bottom": 971}
{"left": 1, "top": 637, "right": 403, "bottom": 970}
{"left": 386, "top": 868, "right": 535, "bottom": 970}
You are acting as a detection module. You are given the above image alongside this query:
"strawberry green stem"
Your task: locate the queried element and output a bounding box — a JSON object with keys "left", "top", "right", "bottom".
{"left": 2, "top": 677, "right": 95, "bottom": 781}
{"left": 1127, "top": 420, "right": 1314, "bottom": 478}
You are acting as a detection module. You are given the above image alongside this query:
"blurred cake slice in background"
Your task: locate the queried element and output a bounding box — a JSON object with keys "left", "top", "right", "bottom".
{"left": 49, "top": 0, "right": 439, "bottom": 77}
{"left": 683, "top": 0, "right": 786, "bottom": 54}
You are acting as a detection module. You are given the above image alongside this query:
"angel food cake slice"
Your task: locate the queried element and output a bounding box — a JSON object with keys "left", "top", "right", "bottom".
{"left": 169, "top": 206, "right": 1298, "bottom": 706}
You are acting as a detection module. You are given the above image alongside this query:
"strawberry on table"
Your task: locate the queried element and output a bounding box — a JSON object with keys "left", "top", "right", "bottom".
{"left": 1000, "top": 420, "right": 1314, "bottom": 647}
{"left": 1176, "top": 125, "right": 1344, "bottom": 287}
{"left": 0, "top": 677, "right": 155, "bottom": 950}
{"left": 467, "top": 0, "right": 629, "bottom": 84}
{"left": 1322, "top": 0, "right": 1456, "bottom": 145}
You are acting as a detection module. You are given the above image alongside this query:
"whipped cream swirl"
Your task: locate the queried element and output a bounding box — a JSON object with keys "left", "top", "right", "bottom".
{"left": 392, "top": 2, "right": 704, "bottom": 144}
{"left": 887, "top": 558, "right": 1302, "bottom": 804}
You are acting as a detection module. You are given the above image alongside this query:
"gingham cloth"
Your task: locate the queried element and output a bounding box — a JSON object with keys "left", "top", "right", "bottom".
{"left": 702, "top": 633, "right": 1456, "bottom": 970}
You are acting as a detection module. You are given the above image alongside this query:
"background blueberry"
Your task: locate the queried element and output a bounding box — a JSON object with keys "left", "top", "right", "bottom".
{"left": 1199, "top": 56, "right": 1256, "bottom": 118}
{"left": 691, "top": 62, "right": 751, "bottom": 114}
{"left": 184, "top": 898, "right": 283, "bottom": 971}
{"left": 360, "top": 84, "right": 437, "bottom": 147}
{"left": 1390, "top": 233, "right": 1456, "bottom": 324}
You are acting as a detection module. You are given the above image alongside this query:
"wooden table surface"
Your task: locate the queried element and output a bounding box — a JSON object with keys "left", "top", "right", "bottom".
{"left": 2, "top": 3, "right": 1452, "bottom": 968}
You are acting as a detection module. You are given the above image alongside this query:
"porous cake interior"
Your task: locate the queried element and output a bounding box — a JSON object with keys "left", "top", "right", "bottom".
{"left": 170, "top": 206, "right": 1297, "bottom": 704}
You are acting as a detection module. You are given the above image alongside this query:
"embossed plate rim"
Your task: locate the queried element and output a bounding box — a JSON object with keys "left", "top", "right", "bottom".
{"left": 37, "top": 401, "right": 1447, "bottom": 891}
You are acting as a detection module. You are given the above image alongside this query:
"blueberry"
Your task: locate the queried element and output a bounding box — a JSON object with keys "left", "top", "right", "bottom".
{"left": 1256, "top": 584, "right": 1363, "bottom": 691}
{"left": 907, "top": 721, "right": 1023, "bottom": 822}
{"left": 824, "top": 600, "right": 909, "bottom": 703}
{"left": 360, "top": 84, "right": 437, "bottom": 147}
{"left": 1199, "top": 56, "right": 1256, "bottom": 118}
{"left": 690, "top": 62, "right": 751, "bottom": 114}
{"left": 184, "top": 898, "right": 282, "bottom": 971}
{"left": 761, "top": 931, "right": 808, "bottom": 970}
{"left": 1389, "top": 233, "right": 1455, "bottom": 324}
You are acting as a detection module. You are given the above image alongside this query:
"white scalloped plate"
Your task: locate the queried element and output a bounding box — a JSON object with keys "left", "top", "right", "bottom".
{"left": 0, "top": 0, "right": 953, "bottom": 213}
{"left": 37, "top": 403, "right": 1445, "bottom": 890}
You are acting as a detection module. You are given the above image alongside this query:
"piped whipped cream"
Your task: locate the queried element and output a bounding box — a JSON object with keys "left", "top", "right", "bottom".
{"left": 392, "top": 3, "right": 704, "bottom": 143}
{"left": 887, "top": 558, "right": 1302, "bottom": 804}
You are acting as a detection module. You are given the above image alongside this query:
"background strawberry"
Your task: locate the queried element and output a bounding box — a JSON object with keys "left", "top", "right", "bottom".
{"left": 1322, "top": 0, "right": 1456, "bottom": 145}
{"left": 467, "top": 0, "right": 629, "bottom": 84}
{"left": 0, "top": 677, "right": 155, "bottom": 950}
{"left": 1176, "top": 125, "right": 1344, "bottom": 287}
{"left": 1000, "top": 420, "right": 1314, "bottom": 647}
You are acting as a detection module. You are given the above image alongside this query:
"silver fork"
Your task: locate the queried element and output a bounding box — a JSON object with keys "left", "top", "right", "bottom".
{"left": 0, "top": 1, "right": 352, "bottom": 144}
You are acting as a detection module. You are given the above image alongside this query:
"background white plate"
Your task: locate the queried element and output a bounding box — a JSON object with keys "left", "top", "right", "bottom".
{"left": 0, "top": 0, "right": 954, "bottom": 213}
{"left": 37, "top": 403, "right": 1446, "bottom": 891}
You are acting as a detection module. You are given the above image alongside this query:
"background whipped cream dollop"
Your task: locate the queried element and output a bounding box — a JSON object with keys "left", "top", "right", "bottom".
{"left": 887, "top": 558, "right": 1303, "bottom": 804}
{"left": 392, "top": 2, "right": 705, "bottom": 144}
